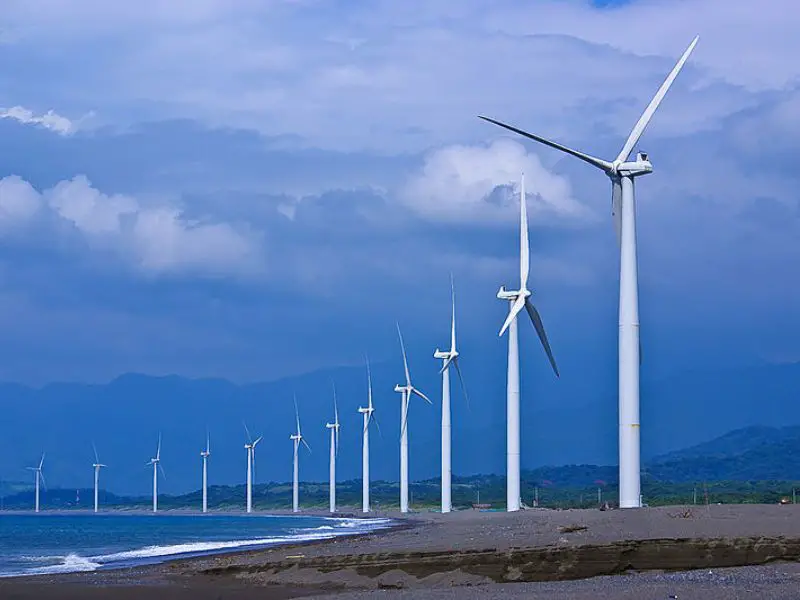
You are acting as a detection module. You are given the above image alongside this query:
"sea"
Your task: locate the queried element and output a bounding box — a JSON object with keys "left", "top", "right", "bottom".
{"left": 0, "top": 512, "right": 394, "bottom": 577}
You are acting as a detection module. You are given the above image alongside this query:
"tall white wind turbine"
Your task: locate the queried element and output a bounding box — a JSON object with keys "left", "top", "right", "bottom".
{"left": 357, "top": 357, "right": 380, "bottom": 513}
{"left": 200, "top": 432, "right": 210, "bottom": 513}
{"left": 244, "top": 424, "right": 262, "bottom": 514}
{"left": 326, "top": 385, "right": 341, "bottom": 514}
{"left": 433, "top": 276, "right": 469, "bottom": 514}
{"left": 479, "top": 36, "right": 698, "bottom": 508}
{"left": 147, "top": 434, "right": 165, "bottom": 513}
{"left": 394, "top": 324, "right": 431, "bottom": 514}
{"left": 26, "top": 453, "right": 46, "bottom": 513}
{"left": 495, "top": 174, "right": 559, "bottom": 512}
{"left": 92, "top": 444, "right": 107, "bottom": 514}
{"left": 290, "top": 396, "right": 312, "bottom": 513}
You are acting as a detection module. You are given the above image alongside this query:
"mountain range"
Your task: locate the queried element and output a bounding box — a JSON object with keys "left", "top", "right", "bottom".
{"left": 1, "top": 360, "right": 799, "bottom": 495}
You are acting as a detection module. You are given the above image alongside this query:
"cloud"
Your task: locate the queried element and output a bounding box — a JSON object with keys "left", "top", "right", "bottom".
{"left": 0, "top": 106, "right": 75, "bottom": 135}
{"left": 400, "top": 139, "right": 590, "bottom": 225}
{"left": 0, "top": 174, "right": 262, "bottom": 279}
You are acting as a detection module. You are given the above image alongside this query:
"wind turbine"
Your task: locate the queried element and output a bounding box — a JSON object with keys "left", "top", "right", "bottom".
{"left": 200, "top": 431, "right": 210, "bottom": 513}
{"left": 433, "top": 275, "right": 469, "bottom": 514}
{"left": 92, "top": 444, "right": 107, "bottom": 514}
{"left": 290, "top": 396, "right": 311, "bottom": 513}
{"left": 394, "top": 324, "right": 431, "bottom": 514}
{"left": 357, "top": 357, "right": 380, "bottom": 513}
{"left": 495, "top": 173, "right": 559, "bottom": 512}
{"left": 478, "top": 36, "right": 698, "bottom": 508}
{"left": 147, "top": 434, "right": 165, "bottom": 513}
{"left": 326, "top": 384, "right": 341, "bottom": 514}
{"left": 244, "top": 424, "right": 262, "bottom": 514}
{"left": 26, "top": 453, "right": 46, "bottom": 513}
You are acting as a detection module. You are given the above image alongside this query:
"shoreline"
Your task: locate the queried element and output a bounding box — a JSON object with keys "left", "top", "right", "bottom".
{"left": 2, "top": 505, "right": 800, "bottom": 598}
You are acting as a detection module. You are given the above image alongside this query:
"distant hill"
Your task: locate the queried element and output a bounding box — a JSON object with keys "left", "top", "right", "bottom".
{"left": 2, "top": 362, "right": 800, "bottom": 495}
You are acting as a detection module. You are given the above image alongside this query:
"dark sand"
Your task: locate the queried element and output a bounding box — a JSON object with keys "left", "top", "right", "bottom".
{"left": 3, "top": 504, "right": 800, "bottom": 599}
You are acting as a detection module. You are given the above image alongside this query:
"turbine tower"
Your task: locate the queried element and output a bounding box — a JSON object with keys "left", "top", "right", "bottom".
{"left": 147, "top": 434, "right": 165, "bottom": 513}
{"left": 495, "top": 173, "right": 559, "bottom": 512}
{"left": 433, "top": 276, "right": 468, "bottom": 514}
{"left": 200, "top": 432, "right": 210, "bottom": 513}
{"left": 479, "top": 36, "right": 698, "bottom": 508}
{"left": 92, "top": 444, "right": 107, "bottom": 514}
{"left": 326, "top": 384, "right": 341, "bottom": 514}
{"left": 290, "top": 396, "right": 311, "bottom": 513}
{"left": 244, "top": 424, "right": 262, "bottom": 514}
{"left": 26, "top": 453, "right": 46, "bottom": 513}
{"left": 394, "top": 324, "right": 431, "bottom": 514}
{"left": 357, "top": 357, "right": 380, "bottom": 513}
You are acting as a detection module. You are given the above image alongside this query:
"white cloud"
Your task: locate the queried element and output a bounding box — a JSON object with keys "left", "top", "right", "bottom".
{"left": 0, "top": 1, "right": 794, "bottom": 152}
{"left": 400, "top": 139, "right": 590, "bottom": 224}
{"left": 0, "top": 106, "right": 75, "bottom": 135}
{"left": 0, "top": 174, "right": 262, "bottom": 279}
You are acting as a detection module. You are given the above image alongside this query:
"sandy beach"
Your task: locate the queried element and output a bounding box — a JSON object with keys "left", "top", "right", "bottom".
{"left": 2, "top": 504, "right": 800, "bottom": 599}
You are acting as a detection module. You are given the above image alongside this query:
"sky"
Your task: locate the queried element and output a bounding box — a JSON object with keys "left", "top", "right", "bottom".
{"left": 0, "top": 0, "right": 798, "bottom": 387}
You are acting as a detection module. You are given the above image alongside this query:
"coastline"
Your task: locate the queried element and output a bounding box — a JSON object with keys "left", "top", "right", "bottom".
{"left": 3, "top": 505, "right": 800, "bottom": 598}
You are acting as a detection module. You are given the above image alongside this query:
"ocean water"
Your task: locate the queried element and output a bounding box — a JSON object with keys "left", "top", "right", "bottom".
{"left": 0, "top": 513, "right": 393, "bottom": 577}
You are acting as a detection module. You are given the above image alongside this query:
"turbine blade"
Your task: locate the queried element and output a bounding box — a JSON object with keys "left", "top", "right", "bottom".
{"left": 335, "top": 428, "right": 340, "bottom": 457}
{"left": 450, "top": 273, "right": 457, "bottom": 353}
{"left": 453, "top": 357, "right": 471, "bottom": 412}
{"left": 243, "top": 421, "right": 253, "bottom": 444}
{"left": 156, "top": 434, "right": 161, "bottom": 461}
{"left": 293, "top": 394, "right": 301, "bottom": 436}
{"left": 478, "top": 116, "right": 612, "bottom": 172}
{"left": 39, "top": 453, "right": 45, "bottom": 470}
{"left": 397, "top": 323, "right": 411, "bottom": 387}
{"left": 372, "top": 413, "right": 384, "bottom": 439}
{"left": 302, "top": 438, "right": 312, "bottom": 454}
{"left": 611, "top": 177, "right": 622, "bottom": 246}
{"left": 365, "top": 354, "right": 374, "bottom": 411}
{"left": 499, "top": 295, "right": 526, "bottom": 337}
{"left": 439, "top": 355, "right": 454, "bottom": 375}
{"left": 332, "top": 382, "right": 339, "bottom": 426}
{"left": 411, "top": 386, "right": 432, "bottom": 405}
{"left": 400, "top": 399, "right": 410, "bottom": 440}
{"left": 616, "top": 36, "right": 699, "bottom": 163}
{"left": 519, "top": 173, "right": 530, "bottom": 289}
{"left": 92, "top": 442, "right": 99, "bottom": 465}
{"left": 253, "top": 436, "right": 262, "bottom": 446}
{"left": 206, "top": 429, "right": 210, "bottom": 455}
{"left": 39, "top": 470, "right": 47, "bottom": 491}
{"left": 159, "top": 463, "right": 167, "bottom": 481}
{"left": 524, "top": 299, "right": 560, "bottom": 377}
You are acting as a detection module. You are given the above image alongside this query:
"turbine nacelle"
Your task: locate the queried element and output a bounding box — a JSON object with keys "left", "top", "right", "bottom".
{"left": 497, "top": 286, "right": 530, "bottom": 301}
{"left": 357, "top": 405, "right": 374, "bottom": 414}
{"left": 290, "top": 433, "right": 302, "bottom": 441}
{"left": 615, "top": 153, "right": 653, "bottom": 177}
{"left": 433, "top": 348, "right": 455, "bottom": 360}
{"left": 326, "top": 422, "right": 340, "bottom": 430}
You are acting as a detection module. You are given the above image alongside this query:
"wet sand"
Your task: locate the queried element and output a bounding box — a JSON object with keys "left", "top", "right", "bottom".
{"left": 3, "top": 504, "right": 800, "bottom": 598}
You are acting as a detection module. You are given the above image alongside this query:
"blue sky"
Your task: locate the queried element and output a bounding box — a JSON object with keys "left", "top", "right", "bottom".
{"left": 0, "top": 0, "right": 797, "bottom": 386}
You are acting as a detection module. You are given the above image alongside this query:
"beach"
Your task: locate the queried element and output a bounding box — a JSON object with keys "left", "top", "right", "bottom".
{"left": 2, "top": 504, "right": 800, "bottom": 598}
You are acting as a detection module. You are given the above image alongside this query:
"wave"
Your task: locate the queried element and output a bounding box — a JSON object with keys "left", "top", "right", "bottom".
{"left": 1, "top": 517, "right": 395, "bottom": 578}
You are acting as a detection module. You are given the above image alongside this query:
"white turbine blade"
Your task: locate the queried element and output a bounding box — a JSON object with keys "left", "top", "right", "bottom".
{"left": 478, "top": 116, "right": 613, "bottom": 172}
{"left": 400, "top": 401, "right": 410, "bottom": 440}
{"left": 519, "top": 173, "right": 530, "bottom": 290}
{"left": 92, "top": 442, "right": 99, "bottom": 465}
{"left": 335, "top": 427, "right": 340, "bottom": 457}
{"left": 159, "top": 462, "right": 167, "bottom": 481}
{"left": 439, "top": 355, "right": 454, "bottom": 375}
{"left": 156, "top": 434, "right": 161, "bottom": 461}
{"left": 611, "top": 178, "right": 622, "bottom": 246}
{"left": 372, "top": 412, "right": 384, "bottom": 439}
{"left": 616, "top": 36, "right": 699, "bottom": 163}
{"left": 450, "top": 273, "right": 457, "bottom": 353}
{"left": 411, "top": 386, "right": 432, "bottom": 405}
{"left": 293, "top": 394, "right": 301, "bottom": 435}
{"left": 253, "top": 436, "right": 263, "bottom": 447}
{"left": 243, "top": 421, "right": 252, "bottom": 444}
{"left": 39, "top": 470, "right": 47, "bottom": 491}
{"left": 302, "top": 438, "right": 312, "bottom": 454}
{"left": 524, "top": 299, "right": 560, "bottom": 377}
{"left": 38, "top": 453, "right": 45, "bottom": 470}
{"left": 397, "top": 323, "right": 411, "bottom": 387}
{"left": 206, "top": 429, "right": 211, "bottom": 455}
{"left": 333, "top": 382, "right": 339, "bottom": 426}
{"left": 452, "top": 357, "right": 471, "bottom": 412}
{"left": 499, "top": 295, "right": 526, "bottom": 337}
{"left": 365, "top": 355, "right": 374, "bottom": 411}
